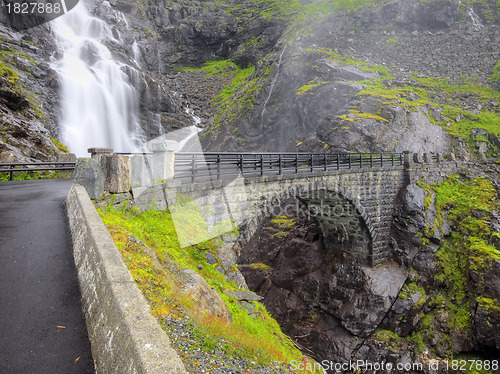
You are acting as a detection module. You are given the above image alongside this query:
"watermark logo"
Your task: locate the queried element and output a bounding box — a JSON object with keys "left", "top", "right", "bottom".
{"left": 1, "top": 0, "right": 78, "bottom": 31}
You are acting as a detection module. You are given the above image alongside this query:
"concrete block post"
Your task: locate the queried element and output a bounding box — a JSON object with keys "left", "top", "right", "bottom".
{"left": 413, "top": 153, "right": 424, "bottom": 164}
{"left": 423, "top": 153, "right": 432, "bottom": 163}
{"left": 88, "top": 147, "right": 113, "bottom": 162}
{"left": 105, "top": 154, "right": 131, "bottom": 194}
{"left": 130, "top": 154, "right": 154, "bottom": 188}
{"left": 74, "top": 158, "right": 105, "bottom": 200}
{"left": 148, "top": 140, "right": 179, "bottom": 183}
{"left": 73, "top": 148, "right": 114, "bottom": 200}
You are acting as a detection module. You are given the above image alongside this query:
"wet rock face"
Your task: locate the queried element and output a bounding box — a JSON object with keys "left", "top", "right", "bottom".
{"left": 202, "top": 0, "right": 499, "bottom": 154}
{"left": 90, "top": 0, "right": 290, "bottom": 141}
{"left": 1, "top": 0, "right": 289, "bottom": 161}
{"left": 237, "top": 199, "right": 408, "bottom": 363}
{"left": 0, "top": 24, "right": 61, "bottom": 162}
{"left": 237, "top": 170, "right": 500, "bottom": 367}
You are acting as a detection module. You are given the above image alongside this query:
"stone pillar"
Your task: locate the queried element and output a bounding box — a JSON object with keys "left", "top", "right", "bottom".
{"left": 423, "top": 153, "right": 432, "bottom": 163}
{"left": 105, "top": 154, "right": 131, "bottom": 194}
{"left": 130, "top": 153, "right": 154, "bottom": 188}
{"left": 88, "top": 147, "right": 113, "bottom": 161}
{"left": 436, "top": 153, "right": 443, "bottom": 162}
{"left": 403, "top": 151, "right": 413, "bottom": 168}
{"left": 74, "top": 158, "right": 106, "bottom": 200}
{"left": 413, "top": 153, "right": 424, "bottom": 164}
{"left": 148, "top": 140, "right": 178, "bottom": 183}
{"left": 73, "top": 148, "right": 113, "bottom": 200}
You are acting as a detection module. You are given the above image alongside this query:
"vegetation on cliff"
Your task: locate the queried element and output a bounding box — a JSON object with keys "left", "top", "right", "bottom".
{"left": 392, "top": 174, "right": 500, "bottom": 363}
{"left": 97, "top": 201, "right": 318, "bottom": 372}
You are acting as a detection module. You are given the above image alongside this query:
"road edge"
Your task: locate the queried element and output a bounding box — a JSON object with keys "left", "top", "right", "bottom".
{"left": 66, "top": 183, "right": 188, "bottom": 374}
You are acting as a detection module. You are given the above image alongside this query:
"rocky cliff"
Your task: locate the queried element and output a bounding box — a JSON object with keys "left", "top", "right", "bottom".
{"left": 200, "top": 0, "right": 500, "bottom": 159}
{"left": 1, "top": 0, "right": 499, "bottom": 371}
{"left": 238, "top": 162, "right": 500, "bottom": 371}
{"left": 2, "top": 0, "right": 499, "bottom": 160}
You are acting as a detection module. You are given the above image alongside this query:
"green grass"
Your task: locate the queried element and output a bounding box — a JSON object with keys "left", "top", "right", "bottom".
{"left": 307, "top": 48, "right": 392, "bottom": 79}
{"left": 97, "top": 202, "right": 318, "bottom": 371}
{"left": 296, "top": 80, "right": 330, "bottom": 95}
{"left": 0, "top": 169, "right": 72, "bottom": 181}
{"left": 0, "top": 170, "right": 40, "bottom": 181}
{"left": 51, "top": 138, "right": 69, "bottom": 153}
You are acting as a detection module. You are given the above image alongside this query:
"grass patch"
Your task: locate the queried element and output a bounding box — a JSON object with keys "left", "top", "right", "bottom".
{"left": 97, "top": 203, "right": 315, "bottom": 370}
{"left": 296, "top": 80, "right": 330, "bottom": 95}
{"left": 0, "top": 168, "right": 72, "bottom": 181}
{"left": 51, "top": 138, "right": 69, "bottom": 153}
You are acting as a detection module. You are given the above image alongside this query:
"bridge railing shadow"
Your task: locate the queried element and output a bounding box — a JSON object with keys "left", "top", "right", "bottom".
{"left": 174, "top": 152, "right": 404, "bottom": 183}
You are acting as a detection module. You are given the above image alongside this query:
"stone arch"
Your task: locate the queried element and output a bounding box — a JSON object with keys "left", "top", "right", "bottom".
{"left": 241, "top": 180, "right": 374, "bottom": 265}
{"left": 297, "top": 183, "right": 373, "bottom": 265}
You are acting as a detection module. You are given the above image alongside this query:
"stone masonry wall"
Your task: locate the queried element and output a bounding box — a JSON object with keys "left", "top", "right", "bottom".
{"left": 162, "top": 166, "right": 407, "bottom": 265}
{"left": 79, "top": 150, "right": 457, "bottom": 266}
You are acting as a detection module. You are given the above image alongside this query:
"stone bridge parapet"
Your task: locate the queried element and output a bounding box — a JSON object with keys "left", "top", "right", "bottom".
{"left": 75, "top": 146, "right": 461, "bottom": 266}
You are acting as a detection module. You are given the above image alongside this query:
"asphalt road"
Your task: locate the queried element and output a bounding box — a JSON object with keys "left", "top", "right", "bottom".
{"left": 0, "top": 179, "right": 94, "bottom": 373}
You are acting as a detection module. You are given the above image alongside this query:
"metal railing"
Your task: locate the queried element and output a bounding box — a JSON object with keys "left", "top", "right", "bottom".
{"left": 175, "top": 152, "right": 404, "bottom": 183}
{"left": 0, "top": 162, "right": 76, "bottom": 181}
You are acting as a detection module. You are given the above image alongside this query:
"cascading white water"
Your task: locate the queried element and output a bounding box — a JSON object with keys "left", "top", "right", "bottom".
{"left": 467, "top": 6, "right": 483, "bottom": 30}
{"left": 260, "top": 45, "right": 287, "bottom": 128}
{"left": 51, "top": 2, "right": 143, "bottom": 157}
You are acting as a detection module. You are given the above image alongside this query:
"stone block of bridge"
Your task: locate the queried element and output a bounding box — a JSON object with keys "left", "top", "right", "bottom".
{"left": 94, "top": 150, "right": 462, "bottom": 266}
{"left": 74, "top": 157, "right": 106, "bottom": 200}
{"left": 88, "top": 147, "right": 113, "bottom": 161}
{"left": 148, "top": 140, "right": 177, "bottom": 183}
{"left": 130, "top": 154, "right": 153, "bottom": 188}
{"left": 104, "top": 154, "right": 131, "bottom": 194}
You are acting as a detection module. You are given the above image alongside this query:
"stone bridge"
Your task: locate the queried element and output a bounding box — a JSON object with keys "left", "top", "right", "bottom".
{"left": 75, "top": 145, "right": 454, "bottom": 266}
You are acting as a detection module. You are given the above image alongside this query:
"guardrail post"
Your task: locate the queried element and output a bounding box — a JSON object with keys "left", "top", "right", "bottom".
{"left": 279, "top": 154, "right": 282, "bottom": 175}
{"left": 324, "top": 154, "right": 327, "bottom": 171}
{"left": 217, "top": 154, "right": 221, "bottom": 180}
{"left": 295, "top": 154, "right": 298, "bottom": 173}
{"left": 9, "top": 165, "right": 13, "bottom": 181}
{"left": 310, "top": 154, "right": 314, "bottom": 172}
{"left": 260, "top": 153, "right": 264, "bottom": 177}
{"left": 349, "top": 154, "right": 352, "bottom": 169}
{"left": 191, "top": 154, "right": 196, "bottom": 183}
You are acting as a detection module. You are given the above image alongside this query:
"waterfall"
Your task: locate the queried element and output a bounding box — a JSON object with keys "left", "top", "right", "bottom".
{"left": 51, "top": 2, "right": 143, "bottom": 157}
{"left": 467, "top": 6, "right": 483, "bottom": 30}
{"left": 458, "top": 1, "right": 483, "bottom": 30}
{"left": 260, "top": 45, "right": 287, "bottom": 129}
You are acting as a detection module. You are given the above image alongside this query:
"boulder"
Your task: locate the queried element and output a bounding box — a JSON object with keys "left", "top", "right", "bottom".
{"left": 181, "top": 269, "right": 232, "bottom": 324}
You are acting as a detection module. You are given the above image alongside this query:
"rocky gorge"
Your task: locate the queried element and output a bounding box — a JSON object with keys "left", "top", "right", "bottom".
{"left": 1, "top": 0, "right": 500, "bottom": 372}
